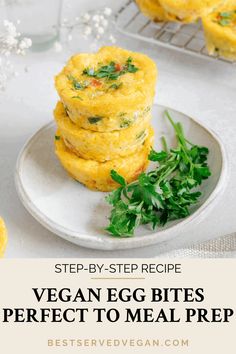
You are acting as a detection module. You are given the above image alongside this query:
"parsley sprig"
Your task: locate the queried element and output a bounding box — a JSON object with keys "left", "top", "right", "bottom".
{"left": 105, "top": 111, "right": 211, "bottom": 237}
{"left": 83, "top": 57, "right": 139, "bottom": 81}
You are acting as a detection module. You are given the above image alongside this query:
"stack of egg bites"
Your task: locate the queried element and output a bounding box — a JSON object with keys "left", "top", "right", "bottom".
{"left": 136, "top": 0, "right": 236, "bottom": 60}
{"left": 54, "top": 46, "right": 157, "bottom": 192}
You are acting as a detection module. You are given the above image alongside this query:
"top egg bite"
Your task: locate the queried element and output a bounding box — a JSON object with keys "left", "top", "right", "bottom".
{"left": 55, "top": 46, "right": 157, "bottom": 132}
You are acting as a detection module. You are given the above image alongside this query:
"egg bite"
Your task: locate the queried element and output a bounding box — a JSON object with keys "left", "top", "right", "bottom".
{"left": 159, "top": 0, "right": 225, "bottom": 23}
{"left": 63, "top": 102, "right": 151, "bottom": 132}
{"left": 54, "top": 101, "right": 151, "bottom": 162}
{"left": 55, "top": 128, "right": 154, "bottom": 192}
{"left": 55, "top": 46, "right": 157, "bottom": 132}
{"left": 136, "top": 0, "right": 177, "bottom": 22}
{"left": 0, "top": 218, "right": 7, "bottom": 258}
{"left": 202, "top": 0, "right": 236, "bottom": 59}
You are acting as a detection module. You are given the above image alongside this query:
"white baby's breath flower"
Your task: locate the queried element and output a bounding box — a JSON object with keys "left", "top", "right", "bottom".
{"left": 101, "top": 19, "right": 108, "bottom": 27}
{"left": 62, "top": 6, "right": 116, "bottom": 48}
{"left": 3, "top": 20, "right": 18, "bottom": 38}
{"left": 19, "top": 37, "right": 32, "bottom": 50}
{"left": 92, "top": 14, "right": 100, "bottom": 22}
{"left": 54, "top": 40, "right": 63, "bottom": 53}
{"left": 4, "top": 37, "right": 18, "bottom": 49}
{"left": 82, "top": 13, "right": 91, "bottom": 22}
{"left": 84, "top": 26, "right": 92, "bottom": 36}
{"left": 17, "top": 38, "right": 32, "bottom": 55}
{"left": 104, "top": 7, "right": 112, "bottom": 16}
{"left": 0, "top": 20, "right": 31, "bottom": 55}
{"left": 0, "top": 20, "right": 32, "bottom": 91}
{"left": 97, "top": 27, "right": 104, "bottom": 35}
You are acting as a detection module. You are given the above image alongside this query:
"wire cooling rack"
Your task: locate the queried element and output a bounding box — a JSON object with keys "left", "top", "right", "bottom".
{"left": 115, "top": 0, "right": 235, "bottom": 64}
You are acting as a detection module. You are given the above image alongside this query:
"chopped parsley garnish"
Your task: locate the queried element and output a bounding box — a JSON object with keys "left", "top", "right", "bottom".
{"left": 126, "top": 56, "right": 139, "bottom": 73}
{"left": 67, "top": 75, "right": 88, "bottom": 90}
{"left": 88, "top": 116, "right": 103, "bottom": 124}
{"left": 83, "top": 57, "right": 139, "bottom": 81}
{"left": 72, "top": 95, "right": 83, "bottom": 100}
{"left": 55, "top": 135, "right": 60, "bottom": 140}
{"left": 109, "top": 82, "right": 123, "bottom": 90}
{"left": 136, "top": 130, "right": 146, "bottom": 140}
{"left": 64, "top": 105, "right": 70, "bottom": 115}
{"left": 120, "top": 118, "right": 132, "bottom": 128}
{"left": 105, "top": 111, "right": 211, "bottom": 237}
{"left": 218, "top": 18, "right": 231, "bottom": 26}
{"left": 119, "top": 112, "right": 127, "bottom": 117}
{"left": 217, "top": 10, "right": 236, "bottom": 26}
{"left": 144, "top": 106, "right": 151, "bottom": 113}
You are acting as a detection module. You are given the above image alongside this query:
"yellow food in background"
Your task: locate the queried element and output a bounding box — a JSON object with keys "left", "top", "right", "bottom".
{"left": 0, "top": 218, "right": 8, "bottom": 258}
{"left": 54, "top": 101, "right": 151, "bottom": 162}
{"left": 159, "top": 0, "right": 225, "bottom": 22}
{"left": 55, "top": 128, "right": 154, "bottom": 192}
{"left": 55, "top": 46, "right": 157, "bottom": 132}
{"left": 202, "top": 0, "right": 236, "bottom": 59}
{"left": 136, "top": 0, "right": 178, "bottom": 22}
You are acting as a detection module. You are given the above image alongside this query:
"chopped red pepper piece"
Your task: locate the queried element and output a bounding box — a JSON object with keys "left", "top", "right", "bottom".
{"left": 91, "top": 79, "right": 102, "bottom": 87}
{"left": 115, "top": 63, "right": 122, "bottom": 72}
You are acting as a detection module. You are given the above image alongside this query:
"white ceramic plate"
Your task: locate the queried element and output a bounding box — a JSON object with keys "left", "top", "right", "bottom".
{"left": 15, "top": 105, "right": 228, "bottom": 250}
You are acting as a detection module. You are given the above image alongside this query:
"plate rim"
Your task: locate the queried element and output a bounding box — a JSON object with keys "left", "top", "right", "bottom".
{"left": 15, "top": 104, "right": 229, "bottom": 251}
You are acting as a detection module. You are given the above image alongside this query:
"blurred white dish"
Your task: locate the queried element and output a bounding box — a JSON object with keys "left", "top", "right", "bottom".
{"left": 15, "top": 105, "right": 228, "bottom": 250}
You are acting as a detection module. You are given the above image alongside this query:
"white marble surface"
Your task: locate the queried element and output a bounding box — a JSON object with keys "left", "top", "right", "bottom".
{"left": 1, "top": 0, "right": 236, "bottom": 258}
